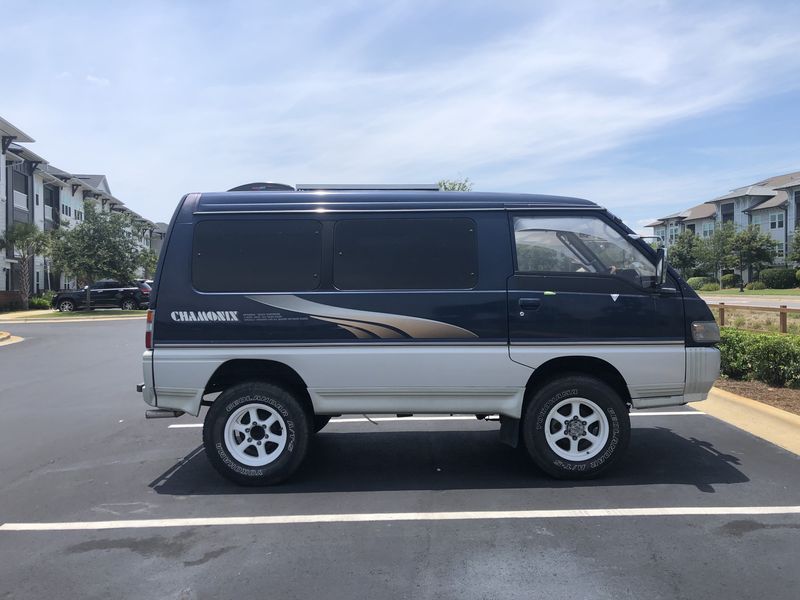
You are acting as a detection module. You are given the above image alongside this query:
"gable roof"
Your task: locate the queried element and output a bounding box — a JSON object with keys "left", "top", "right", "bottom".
{"left": 649, "top": 202, "right": 716, "bottom": 227}
{"left": 704, "top": 169, "right": 800, "bottom": 213}
{"left": 746, "top": 190, "right": 789, "bottom": 212}
{"left": 0, "top": 116, "right": 34, "bottom": 143}
{"left": 73, "top": 174, "right": 111, "bottom": 195}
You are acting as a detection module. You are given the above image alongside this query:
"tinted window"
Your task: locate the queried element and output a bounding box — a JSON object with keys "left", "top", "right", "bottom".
{"left": 514, "top": 216, "right": 657, "bottom": 285}
{"left": 193, "top": 220, "right": 322, "bottom": 292}
{"left": 333, "top": 218, "right": 477, "bottom": 290}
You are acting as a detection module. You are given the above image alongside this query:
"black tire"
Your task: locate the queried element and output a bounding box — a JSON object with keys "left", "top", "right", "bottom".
{"left": 313, "top": 415, "right": 332, "bottom": 433}
{"left": 121, "top": 298, "right": 138, "bottom": 311}
{"left": 521, "top": 374, "right": 630, "bottom": 480}
{"left": 58, "top": 299, "right": 75, "bottom": 312}
{"left": 203, "top": 381, "right": 310, "bottom": 486}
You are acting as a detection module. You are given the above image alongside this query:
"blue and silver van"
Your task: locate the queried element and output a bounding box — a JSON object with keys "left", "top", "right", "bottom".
{"left": 139, "top": 185, "right": 720, "bottom": 485}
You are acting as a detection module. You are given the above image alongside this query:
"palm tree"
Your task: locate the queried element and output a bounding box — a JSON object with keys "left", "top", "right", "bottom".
{"left": 0, "top": 223, "right": 50, "bottom": 310}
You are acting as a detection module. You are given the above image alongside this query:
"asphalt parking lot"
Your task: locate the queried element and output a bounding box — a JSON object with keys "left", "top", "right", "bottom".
{"left": 1, "top": 320, "right": 799, "bottom": 600}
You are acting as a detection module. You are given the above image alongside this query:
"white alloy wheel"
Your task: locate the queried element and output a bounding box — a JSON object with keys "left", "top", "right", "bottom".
{"left": 122, "top": 299, "right": 137, "bottom": 310}
{"left": 59, "top": 299, "right": 74, "bottom": 312}
{"left": 223, "top": 403, "right": 288, "bottom": 467}
{"left": 543, "top": 397, "right": 609, "bottom": 461}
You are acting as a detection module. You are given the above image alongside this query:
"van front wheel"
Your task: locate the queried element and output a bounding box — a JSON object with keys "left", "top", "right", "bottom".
{"left": 521, "top": 375, "right": 630, "bottom": 479}
{"left": 203, "top": 382, "right": 310, "bottom": 486}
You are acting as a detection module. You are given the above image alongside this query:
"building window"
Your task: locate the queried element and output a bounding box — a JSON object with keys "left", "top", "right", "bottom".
{"left": 702, "top": 222, "right": 714, "bottom": 238}
{"left": 334, "top": 218, "right": 478, "bottom": 290}
{"left": 770, "top": 212, "right": 784, "bottom": 229}
{"left": 721, "top": 203, "right": 734, "bottom": 223}
{"left": 192, "top": 219, "right": 323, "bottom": 292}
{"left": 668, "top": 224, "right": 679, "bottom": 244}
{"left": 775, "top": 242, "right": 785, "bottom": 258}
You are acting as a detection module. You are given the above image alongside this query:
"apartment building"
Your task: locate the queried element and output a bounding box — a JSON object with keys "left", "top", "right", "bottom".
{"left": 1, "top": 115, "right": 158, "bottom": 294}
{"left": 649, "top": 170, "right": 800, "bottom": 264}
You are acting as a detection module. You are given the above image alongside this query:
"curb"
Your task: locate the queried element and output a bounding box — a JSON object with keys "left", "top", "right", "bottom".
{"left": 0, "top": 331, "right": 9, "bottom": 342}
{"left": 691, "top": 387, "right": 800, "bottom": 456}
{"left": 0, "top": 316, "right": 145, "bottom": 325}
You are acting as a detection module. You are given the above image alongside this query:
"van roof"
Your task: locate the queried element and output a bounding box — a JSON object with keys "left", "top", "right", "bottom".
{"left": 195, "top": 191, "right": 600, "bottom": 213}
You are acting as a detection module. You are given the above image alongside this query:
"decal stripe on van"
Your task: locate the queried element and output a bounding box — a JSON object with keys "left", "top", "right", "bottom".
{"left": 246, "top": 295, "right": 479, "bottom": 340}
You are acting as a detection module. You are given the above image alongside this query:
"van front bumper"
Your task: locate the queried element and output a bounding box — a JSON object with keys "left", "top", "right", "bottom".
{"left": 630, "top": 346, "right": 720, "bottom": 409}
{"left": 684, "top": 346, "right": 721, "bottom": 403}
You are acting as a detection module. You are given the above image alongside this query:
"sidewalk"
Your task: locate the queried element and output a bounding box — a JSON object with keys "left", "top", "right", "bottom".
{"left": 693, "top": 387, "right": 800, "bottom": 455}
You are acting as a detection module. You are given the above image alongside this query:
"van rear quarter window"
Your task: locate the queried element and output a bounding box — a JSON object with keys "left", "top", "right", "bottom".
{"left": 333, "top": 217, "right": 478, "bottom": 290}
{"left": 192, "top": 219, "right": 322, "bottom": 292}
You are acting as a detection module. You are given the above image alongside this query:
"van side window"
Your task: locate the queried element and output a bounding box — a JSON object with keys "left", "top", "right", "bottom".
{"left": 514, "top": 216, "right": 657, "bottom": 285}
{"left": 333, "top": 218, "right": 478, "bottom": 290}
{"left": 192, "top": 220, "right": 322, "bottom": 292}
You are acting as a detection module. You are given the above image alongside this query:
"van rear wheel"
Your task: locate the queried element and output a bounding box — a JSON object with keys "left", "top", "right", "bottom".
{"left": 203, "top": 382, "right": 310, "bottom": 486}
{"left": 521, "top": 374, "right": 630, "bottom": 479}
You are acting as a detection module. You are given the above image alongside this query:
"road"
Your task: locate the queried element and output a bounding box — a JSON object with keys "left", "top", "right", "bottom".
{"left": 701, "top": 294, "right": 800, "bottom": 309}
{"left": 1, "top": 320, "right": 799, "bottom": 599}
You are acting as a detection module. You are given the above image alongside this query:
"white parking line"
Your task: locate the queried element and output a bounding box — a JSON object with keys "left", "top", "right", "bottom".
{"left": 2, "top": 505, "right": 798, "bottom": 532}
{"left": 167, "top": 412, "right": 705, "bottom": 428}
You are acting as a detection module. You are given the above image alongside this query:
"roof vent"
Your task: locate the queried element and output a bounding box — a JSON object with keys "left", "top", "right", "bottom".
{"left": 228, "top": 182, "right": 295, "bottom": 192}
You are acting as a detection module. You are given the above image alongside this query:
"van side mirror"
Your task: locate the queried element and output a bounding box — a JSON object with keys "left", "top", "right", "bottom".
{"left": 655, "top": 248, "right": 667, "bottom": 286}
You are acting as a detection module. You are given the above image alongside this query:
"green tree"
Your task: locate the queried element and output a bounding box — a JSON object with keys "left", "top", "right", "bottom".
{"left": 0, "top": 222, "right": 50, "bottom": 310}
{"left": 139, "top": 248, "right": 158, "bottom": 279}
{"left": 438, "top": 178, "right": 473, "bottom": 191}
{"left": 789, "top": 226, "right": 800, "bottom": 264}
{"left": 697, "top": 222, "right": 736, "bottom": 280}
{"left": 50, "top": 202, "right": 146, "bottom": 308}
{"left": 733, "top": 225, "right": 777, "bottom": 278}
{"left": 667, "top": 230, "right": 701, "bottom": 277}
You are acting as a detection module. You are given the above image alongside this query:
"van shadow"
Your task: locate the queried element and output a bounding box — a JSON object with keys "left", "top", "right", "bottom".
{"left": 149, "top": 427, "right": 747, "bottom": 495}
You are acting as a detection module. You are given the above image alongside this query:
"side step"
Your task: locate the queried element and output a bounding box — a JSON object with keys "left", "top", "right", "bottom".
{"left": 145, "top": 409, "right": 184, "bottom": 419}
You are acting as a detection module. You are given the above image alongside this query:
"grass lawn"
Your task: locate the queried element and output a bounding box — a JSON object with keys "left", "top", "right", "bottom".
{"left": 10, "top": 309, "right": 145, "bottom": 319}
{"left": 699, "top": 288, "right": 800, "bottom": 296}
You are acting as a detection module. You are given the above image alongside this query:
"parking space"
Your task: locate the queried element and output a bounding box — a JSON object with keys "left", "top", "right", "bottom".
{"left": 1, "top": 320, "right": 799, "bottom": 599}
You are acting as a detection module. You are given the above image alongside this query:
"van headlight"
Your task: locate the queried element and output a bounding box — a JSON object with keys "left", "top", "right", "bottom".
{"left": 692, "top": 321, "right": 720, "bottom": 343}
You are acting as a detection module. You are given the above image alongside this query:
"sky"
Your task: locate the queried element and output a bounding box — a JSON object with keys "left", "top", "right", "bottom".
{"left": 3, "top": 0, "right": 800, "bottom": 232}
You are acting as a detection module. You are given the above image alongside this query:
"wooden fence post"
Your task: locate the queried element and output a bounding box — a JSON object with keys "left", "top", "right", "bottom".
{"left": 780, "top": 305, "right": 787, "bottom": 334}
{"left": 718, "top": 302, "right": 725, "bottom": 327}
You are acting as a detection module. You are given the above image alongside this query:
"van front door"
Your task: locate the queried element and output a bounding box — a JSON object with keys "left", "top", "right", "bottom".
{"left": 506, "top": 214, "right": 685, "bottom": 402}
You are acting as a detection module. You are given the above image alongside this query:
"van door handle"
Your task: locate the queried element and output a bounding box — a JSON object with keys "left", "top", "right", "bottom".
{"left": 518, "top": 298, "right": 541, "bottom": 310}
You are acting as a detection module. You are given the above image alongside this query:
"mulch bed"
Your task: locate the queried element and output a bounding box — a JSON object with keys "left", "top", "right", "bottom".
{"left": 714, "top": 378, "right": 800, "bottom": 416}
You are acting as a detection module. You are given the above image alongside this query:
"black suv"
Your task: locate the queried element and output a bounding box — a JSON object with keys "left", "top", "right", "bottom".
{"left": 53, "top": 280, "right": 150, "bottom": 312}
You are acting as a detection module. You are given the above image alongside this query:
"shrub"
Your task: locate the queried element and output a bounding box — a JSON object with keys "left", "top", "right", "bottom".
{"left": 746, "top": 281, "right": 766, "bottom": 290}
{"left": 701, "top": 283, "right": 720, "bottom": 291}
{"left": 760, "top": 268, "right": 796, "bottom": 289}
{"left": 796, "top": 269, "right": 800, "bottom": 286}
{"left": 28, "top": 297, "right": 51, "bottom": 310}
{"left": 687, "top": 276, "right": 712, "bottom": 290}
{"left": 720, "top": 273, "right": 741, "bottom": 288}
{"left": 719, "top": 328, "right": 800, "bottom": 388}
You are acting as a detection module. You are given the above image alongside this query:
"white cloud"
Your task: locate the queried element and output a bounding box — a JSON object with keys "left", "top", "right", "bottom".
{"left": 85, "top": 74, "right": 110, "bottom": 87}
{"left": 2, "top": 1, "right": 799, "bottom": 223}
